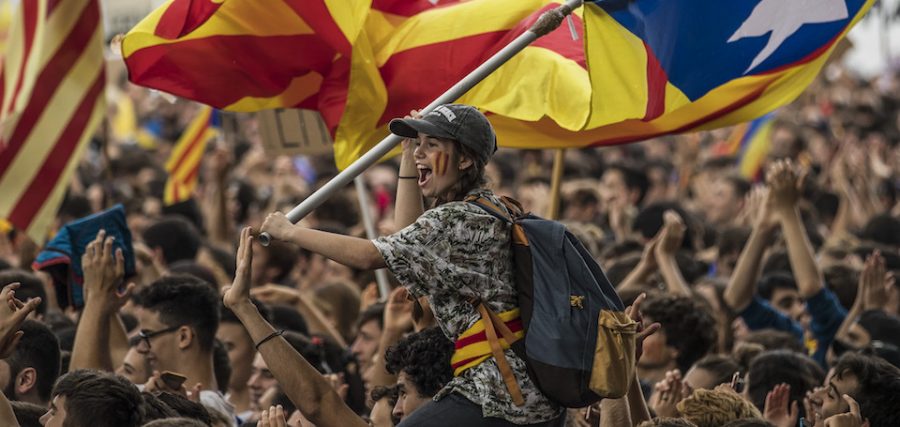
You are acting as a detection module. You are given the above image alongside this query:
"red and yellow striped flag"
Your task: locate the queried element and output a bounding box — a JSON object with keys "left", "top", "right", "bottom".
{"left": 0, "top": 0, "right": 106, "bottom": 242}
{"left": 164, "top": 105, "right": 217, "bottom": 206}
{"left": 123, "top": 0, "right": 588, "bottom": 169}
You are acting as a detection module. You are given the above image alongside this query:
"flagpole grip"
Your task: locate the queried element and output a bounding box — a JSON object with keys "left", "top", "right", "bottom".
{"left": 259, "top": 0, "right": 584, "bottom": 247}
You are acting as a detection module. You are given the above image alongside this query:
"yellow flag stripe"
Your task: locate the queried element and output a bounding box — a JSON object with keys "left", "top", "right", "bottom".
{"left": 122, "top": 0, "right": 314, "bottom": 58}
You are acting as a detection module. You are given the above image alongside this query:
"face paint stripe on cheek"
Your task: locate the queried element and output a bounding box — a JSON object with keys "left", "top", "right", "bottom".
{"left": 436, "top": 152, "right": 449, "bottom": 176}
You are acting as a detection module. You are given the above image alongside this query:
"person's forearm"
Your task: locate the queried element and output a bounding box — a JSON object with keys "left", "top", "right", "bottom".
{"left": 70, "top": 302, "right": 113, "bottom": 371}
{"left": 835, "top": 300, "right": 862, "bottom": 343}
{"left": 202, "top": 178, "right": 234, "bottom": 249}
{"left": 0, "top": 391, "right": 19, "bottom": 427}
{"left": 108, "top": 312, "right": 129, "bottom": 368}
{"left": 627, "top": 373, "right": 651, "bottom": 425}
{"left": 658, "top": 255, "right": 691, "bottom": 297}
{"left": 368, "top": 327, "right": 405, "bottom": 389}
{"left": 231, "top": 301, "right": 367, "bottom": 427}
{"left": 617, "top": 262, "right": 654, "bottom": 293}
{"left": 724, "top": 227, "right": 773, "bottom": 312}
{"left": 780, "top": 207, "right": 824, "bottom": 298}
{"left": 394, "top": 151, "right": 424, "bottom": 230}
{"left": 600, "top": 396, "right": 632, "bottom": 427}
{"left": 285, "top": 228, "right": 385, "bottom": 270}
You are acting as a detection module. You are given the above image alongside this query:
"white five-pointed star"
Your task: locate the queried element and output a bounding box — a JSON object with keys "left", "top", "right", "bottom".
{"left": 728, "top": 0, "right": 849, "bottom": 73}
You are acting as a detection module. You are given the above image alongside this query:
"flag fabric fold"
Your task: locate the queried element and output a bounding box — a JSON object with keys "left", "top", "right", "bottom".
{"left": 123, "top": 0, "right": 874, "bottom": 170}
{"left": 0, "top": 0, "right": 106, "bottom": 242}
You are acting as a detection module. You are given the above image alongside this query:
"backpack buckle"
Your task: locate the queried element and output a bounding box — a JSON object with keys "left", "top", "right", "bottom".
{"left": 570, "top": 295, "right": 585, "bottom": 310}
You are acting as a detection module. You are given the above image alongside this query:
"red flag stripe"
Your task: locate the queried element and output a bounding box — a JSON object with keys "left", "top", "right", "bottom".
{"left": 47, "top": 0, "right": 62, "bottom": 16}
{"left": 0, "top": 0, "right": 99, "bottom": 171}
{"left": 8, "top": 70, "right": 105, "bottom": 226}
{"left": 285, "top": 0, "right": 351, "bottom": 56}
{"left": 642, "top": 42, "right": 667, "bottom": 121}
{"left": 454, "top": 319, "right": 524, "bottom": 349}
{"left": 5, "top": 0, "right": 39, "bottom": 116}
{"left": 155, "top": 0, "right": 223, "bottom": 39}
{"left": 169, "top": 118, "right": 210, "bottom": 173}
{"left": 124, "top": 34, "right": 334, "bottom": 110}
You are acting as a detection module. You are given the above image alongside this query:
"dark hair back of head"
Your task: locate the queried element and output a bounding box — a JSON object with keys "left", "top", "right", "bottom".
{"left": 7, "top": 320, "right": 60, "bottom": 402}
{"left": 823, "top": 264, "right": 859, "bottom": 311}
{"left": 143, "top": 418, "right": 208, "bottom": 427}
{"left": 642, "top": 293, "right": 717, "bottom": 372}
{"left": 53, "top": 370, "right": 144, "bottom": 427}
{"left": 154, "top": 392, "right": 212, "bottom": 425}
{"left": 832, "top": 353, "right": 900, "bottom": 427}
{"left": 741, "top": 329, "right": 804, "bottom": 353}
{"left": 0, "top": 270, "right": 47, "bottom": 316}
{"left": 633, "top": 202, "right": 695, "bottom": 250}
{"left": 720, "top": 419, "right": 774, "bottom": 427}
{"left": 746, "top": 350, "right": 824, "bottom": 417}
{"left": 756, "top": 273, "right": 797, "bottom": 301}
{"left": 142, "top": 216, "right": 201, "bottom": 265}
{"left": 137, "top": 275, "right": 220, "bottom": 352}
{"left": 140, "top": 391, "right": 179, "bottom": 422}
{"left": 691, "top": 355, "right": 741, "bottom": 388}
{"left": 268, "top": 304, "right": 309, "bottom": 336}
{"left": 11, "top": 401, "right": 45, "bottom": 427}
{"left": 168, "top": 261, "right": 219, "bottom": 291}
{"left": 261, "top": 240, "right": 300, "bottom": 284}
{"left": 860, "top": 214, "right": 900, "bottom": 248}
{"left": 384, "top": 327, "right": 454, "bottom": 397}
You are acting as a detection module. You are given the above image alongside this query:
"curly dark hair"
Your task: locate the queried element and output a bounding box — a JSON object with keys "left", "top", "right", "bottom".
{"left": 642, "top": 293, "right": 717, "bottom": 372}
{"left": 384, "top": 327, "right": 454, "bottom": 398}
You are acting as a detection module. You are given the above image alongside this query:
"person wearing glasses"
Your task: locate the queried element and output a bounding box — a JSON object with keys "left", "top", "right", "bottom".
{"left": 134, "top": 274, "right": 237, "bottom": 427}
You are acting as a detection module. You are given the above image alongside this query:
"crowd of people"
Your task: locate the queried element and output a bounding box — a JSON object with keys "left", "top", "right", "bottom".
{"left": 0, "top": 55, "right": 898, "bottom": 427}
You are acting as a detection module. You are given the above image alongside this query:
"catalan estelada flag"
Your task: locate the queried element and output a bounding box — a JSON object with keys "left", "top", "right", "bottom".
{"left": 724, "top": 114, "right": 776, "bottom": 180}
{"left": 164, "top": 105, "right": 218, "bottom": 206}
{"left": 123, "top": 0, "right": 873, "bottom": 170}
{"left": 576, "top": 0, "right": 874, "bottom": 142}
{"left": 0, "top": 0, "right": 106, "bottom": 242}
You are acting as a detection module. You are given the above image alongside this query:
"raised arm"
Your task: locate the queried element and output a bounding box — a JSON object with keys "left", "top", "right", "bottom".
{"left": 201, "top": 145, "right": 235, "bottom": 250}
{"left": 260, "top": 214, "right": 385, "bottom": 270}
{"left": 393, "top": 112, "right": 425, "bottom": 230}
{"left": 0, "top": 283, "right": 43, "bottom": 427}
{"left": 224, "top": 227, "right": 367, "bottom": 427}
{"left": 654, "top": 211, "right": 691, "bottom": 297}
{"left": 70, "top": 230, "right": 134, "bottom": 372}
{"left": 724, "top": 187, "right": 778, "bottom": 312}
{"left": 368, "top": 287, "right": 414, "bottom": 389}
{"left": 836, "top": 251, "right": 891, "bottom": 342}
{"left": 769, "top": 160, "right": 823, "bottom": 299}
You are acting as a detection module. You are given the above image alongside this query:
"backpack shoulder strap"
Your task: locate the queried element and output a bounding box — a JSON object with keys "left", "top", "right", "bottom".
{"left": 465, "top": 196, "right": 514, "bottom": 224}
{"left": 476, "top": 302, "right": 525, "bottom": 406}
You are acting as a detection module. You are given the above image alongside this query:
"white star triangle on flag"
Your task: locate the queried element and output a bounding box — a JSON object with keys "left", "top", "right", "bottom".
{"left": 728, "top": 0, "right": 849, "bottom": 73}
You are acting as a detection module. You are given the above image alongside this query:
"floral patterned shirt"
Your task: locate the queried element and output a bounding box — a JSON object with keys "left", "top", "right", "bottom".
{"left": 372, "top": 189, "right": 563, "bottom": 424}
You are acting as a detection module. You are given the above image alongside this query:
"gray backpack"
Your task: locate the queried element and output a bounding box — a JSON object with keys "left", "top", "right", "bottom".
{"left": 467, "top": 195, "right": 638, "bottom": 408}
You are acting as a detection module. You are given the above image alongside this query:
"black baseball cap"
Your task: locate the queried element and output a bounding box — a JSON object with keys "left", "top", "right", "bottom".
{"left": 389, "top": 104, "right": 497, "bottom": 165}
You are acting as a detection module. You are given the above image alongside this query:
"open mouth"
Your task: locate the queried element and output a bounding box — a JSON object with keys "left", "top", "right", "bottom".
{"left": 418, "top": 167, "right": 432, "bottom": 187}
